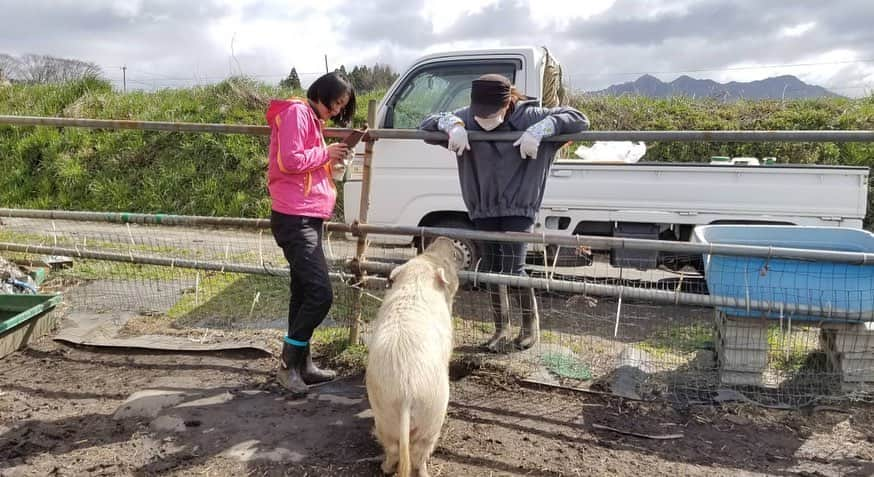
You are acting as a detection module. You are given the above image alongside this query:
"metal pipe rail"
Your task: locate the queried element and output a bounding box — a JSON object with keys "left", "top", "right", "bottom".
{"left": 357, "top": 260, "right": 872, "bottom": 321}
{"left": 370, "top": 129, "right": 874, "bottom": 143}
{"left": 0, "top": 242, "right": 288, "bottom": 276}
{"left": 2, "top": 115, "right": 874, "bottom": 142}
{"left": 0, "top": 208, "right": 270, "bottom": 228}
{"left": 3, "top": 208, "right": 873, "bottom": 265}
{"left": 2, "top": 240, "right": 869, "bottom": 321}
{"left": 0, "top": 115, "right": 352, "bottom": 139}
{"left": 0, "top": 242, "right": 357, "bottom": 284}
{"left": 340, "top": 223, "right": 874, "bottom": 265}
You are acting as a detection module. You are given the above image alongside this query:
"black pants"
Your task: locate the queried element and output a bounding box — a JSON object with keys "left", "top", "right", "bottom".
{"left": 473, "top": 216, "right": 534, "bottom": 276}
{"left": 270, "top": 211, "right": 333, "bottom": 343}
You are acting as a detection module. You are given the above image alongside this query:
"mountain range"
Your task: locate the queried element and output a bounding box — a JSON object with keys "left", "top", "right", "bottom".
{"left": 587, "top": 74, "right": 841, "bottom": 100}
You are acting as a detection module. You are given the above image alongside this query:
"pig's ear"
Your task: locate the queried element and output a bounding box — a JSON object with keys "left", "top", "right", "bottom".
{"left": 389, "top": 265, "right": 402, "bottom": 282}
{"left": 436, "top": 267, "right": 450, "bottom": 287}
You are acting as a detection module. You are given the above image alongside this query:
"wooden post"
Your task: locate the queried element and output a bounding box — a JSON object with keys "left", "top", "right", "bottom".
{"left": 349, "top": 99, "right": 377, "bottom": 345}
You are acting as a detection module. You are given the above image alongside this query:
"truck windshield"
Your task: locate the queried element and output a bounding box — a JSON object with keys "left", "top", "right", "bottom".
{"left": 388, "top": 62, "right": 518, "bottom": 129}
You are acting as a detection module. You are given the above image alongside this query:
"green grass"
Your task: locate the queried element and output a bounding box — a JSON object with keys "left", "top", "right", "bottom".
{"left": 329, "top": 284, "right": 382, "bottom": 325}
{"left": 539, "top": 329, "right": 609, "bottom": 357}
{"left": 636, "top": 320, "right": 818, "bottom": 373}
{"left": 454, "top": 316, "right": 495, "bottom": 335}
{"left": 638, "top": 322, "right": 715, "bottom": 358}
{"left": 166, "top": 273, "right": 288, "bottom": 326}
{"left": 767, "top": 324, "right": 816, "bottom": 373}
{"left": 55, "top": 260, "right": 202, "bottom": 281}
{"left": 159, "top": 272, "right": 379, "bottom": 327}
{"left": 311, "top": 325, "right": 368, "bottom": 373}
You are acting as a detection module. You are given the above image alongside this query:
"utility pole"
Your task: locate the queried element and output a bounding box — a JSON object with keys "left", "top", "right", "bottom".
{"left": 122, "top": 65, "right": 127, "bottom": 93}
{"left": 324, "top": 54, "right": 329, "bottom": 73}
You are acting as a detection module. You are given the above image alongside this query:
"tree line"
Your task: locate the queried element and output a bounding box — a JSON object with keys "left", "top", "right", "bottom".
{"left": 280, "top": 63, "right": 399, "bottom": 93}
{"left": 0, "top": 52, "right": 398, "bottom": 93}
{"left": 0, "top": 54, "right": 102, "bottom": 84}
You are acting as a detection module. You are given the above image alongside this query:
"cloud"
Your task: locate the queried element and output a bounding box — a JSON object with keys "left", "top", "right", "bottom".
{"left": 339, "top": 0, "right": 432, "bottom": 49}
{"left": 0, "top": 0, "right": 871, "bottom": 95}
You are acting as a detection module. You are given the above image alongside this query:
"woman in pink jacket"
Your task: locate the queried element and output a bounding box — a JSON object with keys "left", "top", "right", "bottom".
{"left": 266, "top": 72, "right": 356, "bottom": 396}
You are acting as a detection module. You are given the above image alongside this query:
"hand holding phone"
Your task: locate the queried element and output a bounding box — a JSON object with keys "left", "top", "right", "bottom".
{"left": 327, "top": 143, "right": 350, "bottom": 162}
{"left": 342, "top": 128, "right": 368, "bottom": 148}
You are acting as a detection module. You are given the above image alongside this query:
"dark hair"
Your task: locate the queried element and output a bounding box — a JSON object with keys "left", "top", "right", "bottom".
{"left": 470, "top": 74, "right": 528, "bottom": 116}
{"left": 307, "top": 72, "right": 357, "bottom": 126}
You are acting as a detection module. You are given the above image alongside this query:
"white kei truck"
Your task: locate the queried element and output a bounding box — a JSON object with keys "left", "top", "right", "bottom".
{"left": 342, "top": 46, "right": 870, "bottom": 272}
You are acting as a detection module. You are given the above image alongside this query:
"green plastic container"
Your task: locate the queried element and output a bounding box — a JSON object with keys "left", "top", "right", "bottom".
{"left": 0, "top": 294, "right": 62, "bottom": 359}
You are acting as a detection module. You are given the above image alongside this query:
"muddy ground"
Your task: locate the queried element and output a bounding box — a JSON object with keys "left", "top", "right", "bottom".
{"left": 2, "top": 336, "right": 874, "bottom": 477}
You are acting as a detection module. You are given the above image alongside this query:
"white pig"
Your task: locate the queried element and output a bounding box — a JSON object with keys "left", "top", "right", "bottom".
{"left": 365, "top": 237, "right": 461, "bottom": 477}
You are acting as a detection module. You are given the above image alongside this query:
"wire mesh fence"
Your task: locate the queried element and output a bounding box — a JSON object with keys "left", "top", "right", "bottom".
{"left": 0, "top": 216, "right": 366, "bottom": 328}
{"left": 2, "top": 212, "right": 873, "bottom": 407}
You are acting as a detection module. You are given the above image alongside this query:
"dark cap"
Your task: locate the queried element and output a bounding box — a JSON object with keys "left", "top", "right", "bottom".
{"left": 470, "top": 74, "right": 512, "bottom": 117}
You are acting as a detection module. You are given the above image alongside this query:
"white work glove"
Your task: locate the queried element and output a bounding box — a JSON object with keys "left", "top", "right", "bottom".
{"left": 513, "top": 131, "right": 540, "bottom": 160}
{"left": 514, "top": 117, "right": 556, "bottom": 160}
{"left": 447, "top": 124, "right": 471, "bottom": 156}
{"left": 437, "top": 113, "right": 470, "bottom": 156}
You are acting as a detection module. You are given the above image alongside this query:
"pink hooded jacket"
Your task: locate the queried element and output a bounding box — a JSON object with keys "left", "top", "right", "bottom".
{"left": 266, "top": 99, "right": 336, "bottom": 219}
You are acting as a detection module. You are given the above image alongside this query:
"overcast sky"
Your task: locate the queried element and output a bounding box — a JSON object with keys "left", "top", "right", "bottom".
{"left": 2, "top": 0, "right": 873, "bottom": 96}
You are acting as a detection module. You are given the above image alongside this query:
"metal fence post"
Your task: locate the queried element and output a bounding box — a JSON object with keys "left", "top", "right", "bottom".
{"left": 349, "top": 99, "right": 377, "bottom": 345}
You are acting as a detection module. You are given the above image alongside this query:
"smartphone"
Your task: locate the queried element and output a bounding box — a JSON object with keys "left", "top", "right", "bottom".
{"left": 342, "top": 128, "right": 368, "bottom": 148}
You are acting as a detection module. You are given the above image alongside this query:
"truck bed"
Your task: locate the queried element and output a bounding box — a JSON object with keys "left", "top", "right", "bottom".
{"left": 542, "top": 162, "right": 869, "bottom": 227}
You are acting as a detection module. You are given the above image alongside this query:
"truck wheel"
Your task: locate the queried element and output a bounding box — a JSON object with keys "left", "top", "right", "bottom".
{"left": 419, "top": 217, "right": 481, "bottom": 272}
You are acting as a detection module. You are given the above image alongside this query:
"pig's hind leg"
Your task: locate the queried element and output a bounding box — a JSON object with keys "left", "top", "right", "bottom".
{"left": 411, "top": 428, "right": 442, "bottom": 477}
{"left": 374, "top": 420, "right": 399, "bottom": 474}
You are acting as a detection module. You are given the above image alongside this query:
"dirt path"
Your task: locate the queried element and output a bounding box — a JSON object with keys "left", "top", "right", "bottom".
{"left": 2, "top": 337, "right": 873, "bottom": 477}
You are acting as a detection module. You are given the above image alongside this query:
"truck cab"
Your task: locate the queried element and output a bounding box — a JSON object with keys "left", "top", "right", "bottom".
{"left": 344, "top": 47, "right": 565, "bottom": 267}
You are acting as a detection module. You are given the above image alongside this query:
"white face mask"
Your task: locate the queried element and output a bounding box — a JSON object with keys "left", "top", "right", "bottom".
{"left": 474, "top": 114, "right": 504, "bottom": 131}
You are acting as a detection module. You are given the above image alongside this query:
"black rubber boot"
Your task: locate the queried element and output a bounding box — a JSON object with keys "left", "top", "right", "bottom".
{"left": 483, "top": 284, "right": 513, "bottom": 353}
{"left": 278, "top": 342, "right": 309, "bottom": 398}
{"left": 301, "top": 344, "right": 336, "bottom": 384}
{"left": 513, "top": 287, "right": 540, "bottom": 350}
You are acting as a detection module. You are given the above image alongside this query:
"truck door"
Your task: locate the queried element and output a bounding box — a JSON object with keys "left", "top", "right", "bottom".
{"left": 344, "top": 59, "right": 523, "bottom": 232}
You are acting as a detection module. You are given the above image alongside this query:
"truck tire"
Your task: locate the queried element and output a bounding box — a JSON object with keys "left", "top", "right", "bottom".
{"left": 419, "top": 216, "right": 481, "bottom": 272}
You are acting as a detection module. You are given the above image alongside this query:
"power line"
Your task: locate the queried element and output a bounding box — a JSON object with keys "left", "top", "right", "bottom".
{"left": 118, "top": 68, "right": 186, "bottom": 80}
{"left": 120, "top": 68, "right": 325, "bottom": 82}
